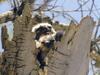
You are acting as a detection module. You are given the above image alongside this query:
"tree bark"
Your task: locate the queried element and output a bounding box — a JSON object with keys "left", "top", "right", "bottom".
{"left": 0, "top": 11, "right": 14, "bottom": 24}
{"left": 48, "top": 16, "right": 95, "bottom": 75}
{"left": 1, "top": 3, "right": 38, "bottom": 75}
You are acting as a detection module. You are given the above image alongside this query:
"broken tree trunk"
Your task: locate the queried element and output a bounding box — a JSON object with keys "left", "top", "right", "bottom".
{"left": 48, "top": 16, "right": 95, "bottom": 75}
{"left": 1, "top": 3, "right": 38, "bottom": 75}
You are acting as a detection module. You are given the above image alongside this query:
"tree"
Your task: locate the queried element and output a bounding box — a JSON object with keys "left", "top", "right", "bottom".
{"left": 0, "top": 0, "right": 96, "bottom": 75}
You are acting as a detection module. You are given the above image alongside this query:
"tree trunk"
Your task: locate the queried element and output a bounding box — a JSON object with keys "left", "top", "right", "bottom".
{"left": 1, "top": 3, "right": 38, "bottom": 75}
{"left": 48, "top": 16, "right": 95, "bottom": 75}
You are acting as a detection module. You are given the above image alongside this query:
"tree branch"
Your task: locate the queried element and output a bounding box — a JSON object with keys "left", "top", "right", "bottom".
{"left": 0, "top": 0, "right": 35, "bottom": 24}
{"left": 0, "top": 11, "right": 15, "bottom": 24}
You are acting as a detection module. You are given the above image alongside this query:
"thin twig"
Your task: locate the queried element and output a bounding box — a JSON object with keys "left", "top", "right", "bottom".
{"left": 94, "top": 19, "right": 100, "bottom": 39}
{"left": 89, "top": 0, "right": 95, "bottom": 15}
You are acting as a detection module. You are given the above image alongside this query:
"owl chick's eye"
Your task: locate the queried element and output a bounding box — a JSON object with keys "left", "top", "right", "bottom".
{"left": 48, "top": 26, "right": 51, "bottom": 29}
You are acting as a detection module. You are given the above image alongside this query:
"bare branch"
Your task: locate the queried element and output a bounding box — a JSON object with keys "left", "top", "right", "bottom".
{"left": 89, "top": 0, "right": 95, "bottom": 15}
{"left": 0, "top": 0, "right": 34, "bottom": 24}
{"left": 77, "top": 0, "right": 84, "bottom": 18}
{"left": 0, "top": 11, "right": 14, "bottom": 23}
{"left": 75, "top": 0, "right": 90, "bottom": 11}
{"left": 94, "top": 19, "right": 100, "bottom": 39}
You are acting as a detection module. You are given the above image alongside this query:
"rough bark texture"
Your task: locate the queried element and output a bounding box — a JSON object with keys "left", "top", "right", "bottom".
{"left": 12, "top": 3, "right": 37, "bottom": 75}
{"left": 1, "top": 3, "right": 38, "bottom": 75}
{"left": 48, "top": 16, "right": 95, "bottom": 75}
